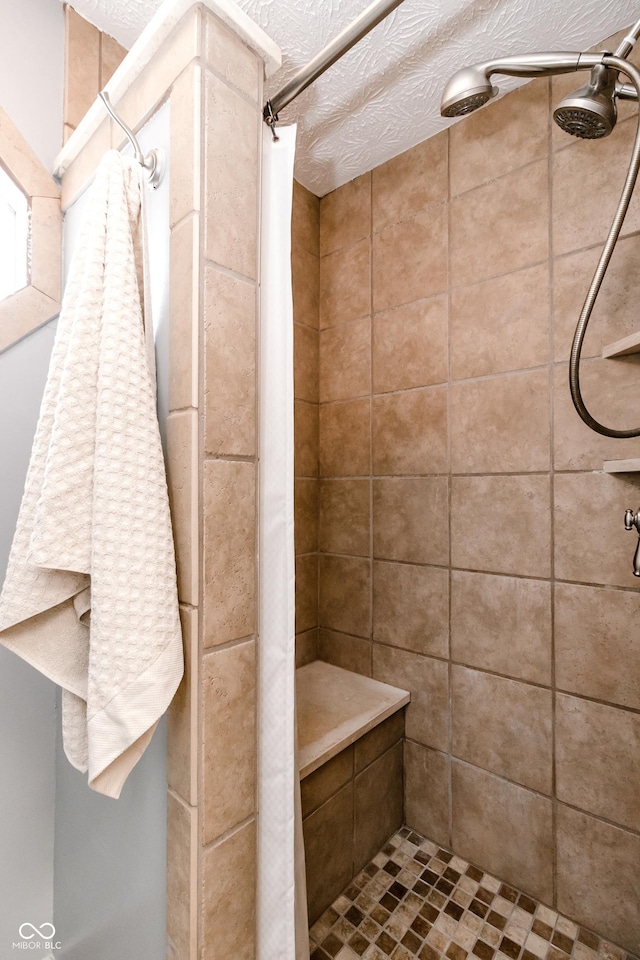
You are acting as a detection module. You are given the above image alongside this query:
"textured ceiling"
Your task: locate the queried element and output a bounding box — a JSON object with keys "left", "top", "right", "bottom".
{"left": 65, "top": 0, "right": 636, "bottom": 195}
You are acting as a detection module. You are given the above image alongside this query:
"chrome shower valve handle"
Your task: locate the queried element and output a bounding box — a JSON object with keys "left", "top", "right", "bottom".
{"left": 624, "top": 508, "right": 640, "bottom": 577}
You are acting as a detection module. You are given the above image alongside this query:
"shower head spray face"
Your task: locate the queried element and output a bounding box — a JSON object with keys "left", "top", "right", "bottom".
{"left": 553, "top": 64, "right": 617, "bottom": 139}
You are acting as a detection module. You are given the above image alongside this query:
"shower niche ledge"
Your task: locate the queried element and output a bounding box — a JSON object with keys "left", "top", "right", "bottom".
{"left": 603, "top": 458, "right": 640, "bottom": 472}
{"left": 602, "top": 330, "right": 640, "bottom": 358}
{"left": 297, "top": 661, "right": 410, "bottom": 923}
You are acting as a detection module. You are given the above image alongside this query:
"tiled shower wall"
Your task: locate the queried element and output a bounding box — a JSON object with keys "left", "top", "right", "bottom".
{"left": 309, "top": 31, "right": 640, "bottom": 954}
{"left": 293, "top": 181, "right": 320, "bottom": 665}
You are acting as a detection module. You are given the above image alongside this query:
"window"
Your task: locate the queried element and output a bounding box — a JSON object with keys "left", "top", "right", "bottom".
{"left": 0, "top": 106, "right": 61, "bottom": 353}
{"left": 0, "top": 164, "right": 29, "bottom": 301}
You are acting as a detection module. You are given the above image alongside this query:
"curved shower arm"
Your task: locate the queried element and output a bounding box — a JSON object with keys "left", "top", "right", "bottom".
{"left": 568, "top": 54, "right": 640, "bottom": 438}
{"left": 481, "top": 51, "right": 603, "bottom": 79}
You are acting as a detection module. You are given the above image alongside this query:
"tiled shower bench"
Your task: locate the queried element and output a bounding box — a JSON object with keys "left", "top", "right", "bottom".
{"left": 297, "top": 661, "right": 410, "bottom": 923}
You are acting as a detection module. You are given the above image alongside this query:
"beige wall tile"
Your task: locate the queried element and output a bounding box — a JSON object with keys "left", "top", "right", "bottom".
{"left": 373, "top": 646, "right": 448, "bottom": 751}
{"left": 451, "top": 476, "right": 551, "bottom": 577}
{"left": 292, "top": 245, "right": 320, "bottom": 329}
{"left": 166, "top": 411, "right": 199, "bottom": 606}
{"left": 553, "top": 234, "right": 640, "bottom": 361}
{"left": 555, "top": 582, "right": 640, "bottom": 710}
{"left": 295, "top": 478, "right": 318, "bottom": 556}
{"left": 556, "top": 693, "right": 640, "bottom": 832}
{"left": 373, "top": 296, "right": 448, "bottom": 393}
{"left": 319, "top": 479, "right": 370, "bottom": 557}
{"left": 202, "top": 820, "right": 256, "bottom": 960}
{"left": 451, "top": 572, "right": 551, "bottom": 685}
{"left": 167, "top": 605, "right": 198, "bottom": 805}
{"left": 450, "top": 159, "right": 549, "bottom": 289}
{"left": 169, "top": 215, "right": 199, "bottom": 411}
{"left": 319, "top": 239, "right": 371, "bottom": 328}
{"left": 556, "top": 805, "right": 640, "bottom": 953}
{"left": 100, "top": 33, "right": 127, "bottom": 88}
{"left": 373, "top": 206, "right": 448, "bottom": 313}
{"left": 293, "top": 180, "right": 320, "bottom": 258}
{"left": 319, "top": 555, "right": 371, "bottom": 638}
{"left": 452, "top": 666, "right": 552, "bottom": 794}
{"left": 373, "top": 386, "right": 448, "bottom": 476}
{"left": 450, "top": 79, "right": 549, "bottom": 196}
{"left": 554, "top": 472, "right": 640, "bottom": 588}
{"left": 372, "top": 131, "right": 448, "bottom": 232}
{"left": 355, "top": 711, "right": 404, "bottom": 772}
{"left": 303, "top": 784, "right": 354, "bottom": 923}
{"left": 319, "top": 399, "right": 370, "bottom": 477}
{"left": 553, "top": 360, "right": 640, "bottom": 470}
{"left": 452, "top": 761, "right": 553, "bottom": 903}
{"left": 319, "top": 317, "right": 371, "bottom": 403}
{"left": 451, "top": 370, "right": 550, "bottom": 474}
{"left": 295, "top": 323, "right": 319, "bottom": 403}
{"left": 553, "top": 118, "right": 640, "bottom": 257}
{"left": 296, "top": 554, "right": 318, "bottom": 634}
{"left": 373, "top": 478, "right": 449, "bottom": 565}
{"left": 170, "top": 63, "right": 201, "bottom": 229}
{"left": 203, "top": 265, "right": 256, "bottom": 457}
{"left": 202, "top": 460, "right": 256, "bottom": 646}
{"left": 354, "top": 740, "right": 404, "bottom": 871}
{"left": 30, "top": 197, "right": 62, "bottom": 302}
{"left": 203, "top": 10, "right": 260, "bottom": 101}
{"left": 451, "top": 263, "right": 550, "bottom": 380}
{"left": 65, "top": 7, "right": 100, "bottom": 130}
{"left": 114, "top": 10, "right": 201, "bottom": 140}
{"left": 295, "top": 400, "right": 319, "bottom": 478}
{"left": 202, "top": 640, "right": 256, "bottom": 843}
{"left": 301, "top": 746, "right": 354, "bottom": 818}
{"left": 204, "top": 70, "right": 259, "bottom": 278}
{"left": 404, "top": 741, "right": 450, "bottom": 847}
{"left": 166, "top": 793, "right": 197, "bottom": 960}
{"left": 295, "top": 628, "right": 319, "bottom": 668}
{"left": 373, "top": 561, "right": 449, "bottom": 659}
{"left": 451, "top": 370, "right": 549, "bottom": 473}
{"left": 320, "top": 172, "right": 371, "bottom": 256}
{"left": 318, "top": 629, "right": 372, "bottom": 676}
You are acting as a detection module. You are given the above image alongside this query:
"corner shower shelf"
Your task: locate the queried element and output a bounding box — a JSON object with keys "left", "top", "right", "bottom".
{"left": 603, "top": 458, "right": 640, "bottom": 473}
{"left": 601, "top": 330, "right": 640, "bottom": 358}
{"left": 296, "top": 661, "right": 410, "bottom": 779}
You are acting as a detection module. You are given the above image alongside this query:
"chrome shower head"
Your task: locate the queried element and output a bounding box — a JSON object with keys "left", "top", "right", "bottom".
{"left": 553, "top": 64, "right": 617, "bottom": 138}
{"left": 440, "top": 65, "right": 496, "bottom": 117}
{"left": 440, "top": 52, "right": 604, "bottom": 120}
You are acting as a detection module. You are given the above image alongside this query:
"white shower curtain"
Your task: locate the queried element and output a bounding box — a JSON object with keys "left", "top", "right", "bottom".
{"left": 257, "top": 123, "right": 309, "bottom": 960}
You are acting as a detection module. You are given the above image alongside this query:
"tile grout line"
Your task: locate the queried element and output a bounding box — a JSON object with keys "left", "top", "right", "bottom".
{"left": 547, "top": 74, "right": 559, "bottom": 913}
{"left": 446, "top": 124, "right": 454, "bottom": 850}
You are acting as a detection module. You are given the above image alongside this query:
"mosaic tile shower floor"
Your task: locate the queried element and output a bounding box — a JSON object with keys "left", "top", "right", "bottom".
{"left": 309, "top": 827, "right": 638, "bottom": 960}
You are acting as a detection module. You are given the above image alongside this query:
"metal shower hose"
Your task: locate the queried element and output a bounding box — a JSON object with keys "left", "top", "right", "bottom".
{"left": 570, "top": 54, "right": 640, "bottom": 437}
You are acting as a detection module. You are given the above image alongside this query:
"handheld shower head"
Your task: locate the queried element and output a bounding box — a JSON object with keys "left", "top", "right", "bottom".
{"left": 440, "top": 52, "right": 604, "bottom": 119}
{"left": 553, "top": 64, "right": 617, "bottom": 139}
{"left": 440, "top": 65, "right": 496, "bottom": 117}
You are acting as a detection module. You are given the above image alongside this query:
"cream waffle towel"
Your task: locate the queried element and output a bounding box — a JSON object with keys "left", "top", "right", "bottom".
{"left": 0, "top": 150, "right": 183, "bottom": 798}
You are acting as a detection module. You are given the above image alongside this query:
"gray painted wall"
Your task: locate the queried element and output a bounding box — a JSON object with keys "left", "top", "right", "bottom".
{"left": 52, "top": 104, "right": 171, "bottom": 960}
{"left": 0, "top": 2, "right": 63, "bottom": 956}
{"left": 0, "top": 0, "right": 64, "bottom": 170}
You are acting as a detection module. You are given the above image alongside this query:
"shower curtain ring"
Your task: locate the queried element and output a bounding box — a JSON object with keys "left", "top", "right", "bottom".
{"left": 263, "top": 100, "right": 280, "bottom": 142}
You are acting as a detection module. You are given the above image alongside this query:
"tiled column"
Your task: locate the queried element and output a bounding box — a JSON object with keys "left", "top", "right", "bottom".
{"left": 165, "top": 8, "right": 264, "bottom": 959}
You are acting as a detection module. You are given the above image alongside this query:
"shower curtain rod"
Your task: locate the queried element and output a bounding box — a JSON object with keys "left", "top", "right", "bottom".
{"left": 263, "top": 0, "right": 407, "bottom": 134}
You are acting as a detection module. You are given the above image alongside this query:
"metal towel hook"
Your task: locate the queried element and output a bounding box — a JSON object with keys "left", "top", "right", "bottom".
{"left": 98, "top": 91, "right": 164, "bottom": 189}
